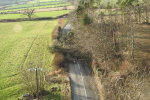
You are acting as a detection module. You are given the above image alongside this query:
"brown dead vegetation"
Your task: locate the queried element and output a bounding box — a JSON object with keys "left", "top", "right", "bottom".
{"left": 67, "top": 1, "right": 150, "bottom": 99}
{"left": 46, "top": 67, "right": 68, "bottom": 83}
{"left": 55, "top": 68, "right": 63, "bottom": 75}
{"left": 52, "top": 53, "right": 64, "bottom": 69}
{"left": 48, "top": 72, "right": 55, "bottom": 76}
{"left": 52, "top": 26, "right": 59, "bottom": 39}
{"left": 47, "top": 18, "right": 71, "bottom": 99}
{"left": 58, "top": 18, "right": 64, "bottom": 28}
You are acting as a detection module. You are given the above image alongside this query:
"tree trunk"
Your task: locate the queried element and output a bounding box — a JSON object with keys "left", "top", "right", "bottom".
{"left": 131, "top": 23, "right": 134, "bottom": 59}
{"left": 117, "top": 18, "right": 119, "bottom": 47}
{"left": 145, "top": 6, "right": 148, "bottom": 22}
{"left": 124, "top": 13, "right": 126, "bottom": 24}
{"left": 135, "top": 7, "right": 137, "bottom": 23}
{"left": 138, "top": 7, "right": 141, "bottom": 23}
{"left": 126, "top": 30, "right": 128, "bottom": 47}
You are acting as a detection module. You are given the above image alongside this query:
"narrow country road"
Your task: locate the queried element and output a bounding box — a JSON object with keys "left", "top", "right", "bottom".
{"left": 63, "top": 23, "right": 100, "bottom": 100}
{"left": 62, "top": 23, "right": 73, "bottom": 37}
{"left": 69, "top": 60, "right": 100, "bottom": 100}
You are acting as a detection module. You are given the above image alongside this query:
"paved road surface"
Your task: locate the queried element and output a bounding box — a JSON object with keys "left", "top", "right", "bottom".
{"left": 63, "top": 23, "right": 100, "bottom": 100}
{"left": 69, "top": 61, "right": 100, "bottom": 100}
{"left": 62, "top": 23, "right": 73, "bottom": 37}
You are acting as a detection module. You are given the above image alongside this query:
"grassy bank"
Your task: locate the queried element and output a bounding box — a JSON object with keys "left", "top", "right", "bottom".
{"left": 0, "top": 20, "right": 57, "bottom": 99}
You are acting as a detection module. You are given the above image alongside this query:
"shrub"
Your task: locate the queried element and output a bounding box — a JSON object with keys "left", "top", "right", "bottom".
{"left": 52, "top": 26, "right": 58, "bottom": 39}
{"left": 76, "top": 5, "right": 84, "bottom": 17}
{"left": 79, "top": 0, "right": 84, "bottom": 5}
{"left": 47, "top": 45, "right": 65, "bottom": 54}
{"left": 21, "top": 66, "right": 45, "bottom": 99}
{"left": 58, "top": 26, "right": 62, "bottom": 34}
{"left": 82, "top": 14, "right": 93, "bottom": 25}
{"left": 84, "top": 2, "right": 89, "bottom": 8}
{"left": 67, "top": 31, "right": 74, "bottom": 38}
{"left": 52, "top": 53, "right": 64, "bottom": 69}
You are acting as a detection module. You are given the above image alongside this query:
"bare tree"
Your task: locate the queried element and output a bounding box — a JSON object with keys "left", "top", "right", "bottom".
{"left": 143, "top": 0, "right": 150, "bottom": 23}
{"left": 137, "top": 4, "right": 142, "bottom": 23}
{"left": 22, "top": 9, "right": 36, "bottom": 20}
{"left": 64, "top": 0, "right": 150, "bottom": 99}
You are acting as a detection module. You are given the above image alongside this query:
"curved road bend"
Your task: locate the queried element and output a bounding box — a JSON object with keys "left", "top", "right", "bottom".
{"left": 63, "top": 23, "right": 100, "bottom": 100}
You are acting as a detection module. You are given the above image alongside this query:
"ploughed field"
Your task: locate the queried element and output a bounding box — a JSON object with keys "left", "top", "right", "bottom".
{"left": 0, "top": 20, "right": 57, "bottom": 99}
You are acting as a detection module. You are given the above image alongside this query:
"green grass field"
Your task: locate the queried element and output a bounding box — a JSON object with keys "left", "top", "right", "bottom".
{"left": 28, "top": 3, "right": 71, "bottom": 9}
{"left": 0, "top": 3, "right": 71, "bottom": 13}
{"left": 0, "top": 20, "right": 58, "bottom": 99}
{"left": 0, "top": 0, "right": 62, "bottom": 6}
{"left": 0, "top": 10, "right": 71, "bottom": 19}
{"left": 28, "top": 0, "right": 61, "bottom": 4}
{"left": 6, "top": 1, "right": 66, "bottom": 10}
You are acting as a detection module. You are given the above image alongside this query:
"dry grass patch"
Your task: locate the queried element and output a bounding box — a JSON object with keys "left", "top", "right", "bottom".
{"left": 103, "top": 70, "right": 150, "bottom": 100}
{"left": 52, "top": 26, "right": 59, "bottom": 39}
{"left": 52, "top": 53, "right": 64, "bottom": 69}
{"left": 134, "top": 24, "right": 150, "bottom": 70}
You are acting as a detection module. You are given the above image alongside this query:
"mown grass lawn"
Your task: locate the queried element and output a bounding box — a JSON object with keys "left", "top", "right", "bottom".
{"left": 0, "top": 10, "right": 71, "bottom": 19}
{"left": 0, "top": 20, "right": 57, "bottom": 99}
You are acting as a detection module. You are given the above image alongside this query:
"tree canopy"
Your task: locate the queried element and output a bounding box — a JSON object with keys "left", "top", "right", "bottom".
{"left": 22, "top": 9, "right": 35, "bottom": 20}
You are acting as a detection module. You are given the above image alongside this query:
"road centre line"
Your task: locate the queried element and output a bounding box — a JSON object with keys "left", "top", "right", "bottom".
{"left": 80, "top": 72, "right": 84, "bottom": 81}
{"left": 77, "top": 62, "right": 88, "bottom": 98}
{"left": 77, "top": 62, "right": 80, "bottom": 69}
{"left": 80, "top": 72, "right": 82, "bottom": 76}
{"left": 81, "top": 76, "right": 84, "bottom": 81}
{"left": 81, "top": 73, "right": 88, "bottom": 97}
{"left": 84, "top": 87, "right": 88, "bottom": 97}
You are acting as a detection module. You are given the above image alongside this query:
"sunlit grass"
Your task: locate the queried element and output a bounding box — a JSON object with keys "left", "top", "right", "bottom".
{"left": 0, "top": 10, "right": 71, "bottom": 19}
{"left": 0, "top": 20, "right": 57, "bottom": 99}
{"left": 0, "top": 3, "right": 71, "bottom": 13}
{"left": 6, "top": 1, "right": 61, "bottom": 9}
{"left": 5, "top": 3, "right": 70, "bottom": 10}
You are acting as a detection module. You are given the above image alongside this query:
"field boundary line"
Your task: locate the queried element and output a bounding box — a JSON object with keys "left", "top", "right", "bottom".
{"left": 0, "top": 23, "right": 36, "bottom": 66}
{"left": 21, "top": 21, "right": 49, "bottom": 68}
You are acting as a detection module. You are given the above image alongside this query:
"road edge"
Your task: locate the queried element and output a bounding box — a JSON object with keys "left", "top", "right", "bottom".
{"left": 91, "top": 62, "right": 105, "bottom": 100}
